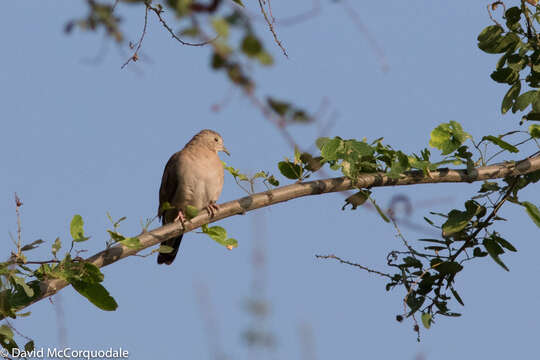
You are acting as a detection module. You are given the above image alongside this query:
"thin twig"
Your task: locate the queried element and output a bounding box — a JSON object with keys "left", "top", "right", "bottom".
{"left": 147, "top": 4, "right": 215, "bottom": 47}
{"left": 258, "top": 0, "right": 288, "bottom": 57}
{"left": 121, "top": 3, "right": 150, "bottom": 69}
{"left": 14, "top": 194, "right": 22, "bottom": 256}
{"left": 15, "top": 260, "right": 60, "bottom": 266}
{"left": 487, "top": 2, "right": 505, "bottom": 27}
{"left": 315, "top": 254, "right": 392, "bottom": 279}
{"left": 402, "top": 262, "right": 440, "bottom": 315}
{"left": 4, "top": 319, "right": 32, "bottom": 342}
{"left": 450, "top": 177, "right": 520, "bottom": 263}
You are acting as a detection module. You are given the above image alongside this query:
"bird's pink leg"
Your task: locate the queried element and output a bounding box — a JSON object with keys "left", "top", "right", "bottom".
{"left": 174, "top": 210, "right": 186, "bottom": 223}
{"left": 205, "top": 201, "right": 219, "bottom": 218}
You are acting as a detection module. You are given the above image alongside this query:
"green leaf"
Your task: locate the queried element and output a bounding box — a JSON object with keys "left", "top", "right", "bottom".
{"left": 479, "top": 181, "right": 500, "bottom": 193}
{"left": 513, "top": 90, "right": 537, "bottom": 112}
{"left": 158, "top": 245, "right": 175, "bottom": 254}
{"left": 522, "top": 201, "right": 540, "bottom": 227}
{"left": 387, "top": 151, "right": 410, "bottom": 179}
{"left": 477, "top": 25, "right": 504, "bottom": 53}
{"left": 418, "top": 238, "right": 447, "bottom": 244}
{"left": 525, "top": 169, "right": 540, "bottom": 184}
{"left": 12, "top": 276, "right": 34, "bottom": 298}
{"left": 403, "top": 256, "right": 423, "bottom": 269}
{"left": 71, "top": 280, "right": 118, "bottom": 311}
{"left": 20, "top": 239, "right": 44, "bottom": 251}
{"left": 267, "top": 97, "right": 289, "bottom": 116}
{"left": 473, "top": 246, "right": 488, "bottom": 257}
{"left": 370, "top": 197, "right": 390, "bottom": 223}
{"left": 343, "top": 190, "right": 371, "bottom": 210}
{"left": 429, "top": 121, "right": 471, "bottom": 155}
{"left": 424, "top": 245, "right": 446, "bottom": 251}
{"left": 315, "top": 137, "right": 330, "bottom": 150}
{"left": 292, "top": 110, "right": 310, "bottom": 123}
{"left": 107, "top": 230, "right": 124, "bottom": 242}
{"left": 505, "top": 7, "right": 521, "bottom": 26}
{"left": 241, "top": 34, "right": 263, "bottom": 56}
{"left": 501, "top": 81, "right": 520, "bottom": 114}
{"left": 201, "top": 224, "right": 238, "bottom": 249}
{"left": 507, "top": 54, "right": 526, "bottom": 72}
{"left": 159, "top": 201, "right": 175, "bottom": 212}
{"left": 406, "top": 294, "right": 425, "bottom": 314}
{"left": 525, "top": 111, "right": 540, "bottom": 121}
{"left": 278, "top": 161, "right": 302, "bottom": 180}
{"left": 421, "top": 313, "right": 432, "bottom": 329}
{"left": 482, "top": 135, "right": 519, "bottom": 153}
{"left": 478, "top": 30, "right": 519, "bottom": 54}
{"left": 432, "top": 261, "right": 463, "bottom": 275}
{"left": 483, "top": 238, "right": 509, "bottom": 271}
{"left": 80, "top": 262, "right": 104, "bottom": 283}
{"left": 490, "top": 68, "right": 519, "bottom": 84}
{"left": 70, "top": 214, "right": 90, "bottom": 242}
{"left": 222, "top": 237, "right": 238, "bottom": 249}
{"left": 440, "top": 312, "right": 462, "bottom": 317}
{"left": 450, "top": 287, "right": 465, "bottom": 306}
{"left": 477, "top": 25, "right": 503, "bottom": 43}
{"left": 180, "top": 26, "right": 200, "bottom": 37}
{"left": 348, "top": 140, "right": 374, "bottom": 157}
{"left": 493, "top": 235, "right": 517, "bottom": 252}
{"left": 232, "top": 0, "right": 244, "bottom": 7}
{"left": 320, "top": 138, "right": 342, "bottom": 161}
{"left": 202, "top": 225, "right": 226, "bottom": 241}
{"left": 52, "top": 237, "right": 61, "bottom": 257}
{"left": 185, "top": 205, "right": 199, "bottom": 219}
{"left": 0, "top": 325, "right": 13, "bottom": 340}
{"left": 533, "top": 93, "right": 540, "bottom": 113}
{"left": 25, "top": 340, "right": 34, "bottom": 352}
{"left": 257, "top": 51, "right": 274, "bottom": 66}
{"left": 119, "top": 237, "right": 142, "bottom": 249}
{"left": 266, "top": 175, "right": 279, "bottom": 186}
{"left": 529, "top": 124, "right": 540, "bottom": 138}
{"left": 442, "top": 210, "right": 472, "bottom": 236}
{"left": 211, "top": 17, "right": 229, "bottom": 38}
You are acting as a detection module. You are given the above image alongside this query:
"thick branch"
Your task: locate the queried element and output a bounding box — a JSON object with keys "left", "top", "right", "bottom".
{"left": 21, "top": 155, "right": 540, "bottom": 312}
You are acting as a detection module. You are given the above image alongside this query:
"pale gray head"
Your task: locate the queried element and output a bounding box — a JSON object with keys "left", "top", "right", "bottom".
{"left": 189, "top": 129, "right": 230, "bottom": 155}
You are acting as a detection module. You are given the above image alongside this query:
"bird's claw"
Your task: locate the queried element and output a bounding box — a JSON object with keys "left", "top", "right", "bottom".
{"left": 174, "top": 210, "right": 186, "bottom": 223}
{"left": 206, "top": 202, "right": 219, "bottom": 218}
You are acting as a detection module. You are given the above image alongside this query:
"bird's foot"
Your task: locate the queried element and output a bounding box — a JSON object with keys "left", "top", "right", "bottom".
{"left": 206, "top": 202, "right": 219, "bottom": 218}
{"left": 174, "top": 210, "right": 186, "bottom": 223}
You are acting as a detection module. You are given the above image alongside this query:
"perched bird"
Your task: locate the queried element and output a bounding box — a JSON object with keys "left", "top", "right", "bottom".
{"left": 157, "top": 129, "right": 230, "bottom": 265}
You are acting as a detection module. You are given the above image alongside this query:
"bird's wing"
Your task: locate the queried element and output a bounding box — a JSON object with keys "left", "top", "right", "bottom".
{"left": 158, "top": 151, "right": 179, "bottom": 221}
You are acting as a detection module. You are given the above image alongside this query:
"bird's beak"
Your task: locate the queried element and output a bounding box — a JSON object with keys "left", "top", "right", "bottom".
{"left": 222, "top": 146, "right": 230, "bottom": 156}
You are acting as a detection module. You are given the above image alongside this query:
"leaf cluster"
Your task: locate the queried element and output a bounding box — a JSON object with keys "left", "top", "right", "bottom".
{"left": 479, "top": 3, "right": 540, "bottom": 123}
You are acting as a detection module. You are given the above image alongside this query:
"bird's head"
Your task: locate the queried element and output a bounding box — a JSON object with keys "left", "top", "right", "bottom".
{"left": 195, "top": 129, "right": 230, "bottom": 156}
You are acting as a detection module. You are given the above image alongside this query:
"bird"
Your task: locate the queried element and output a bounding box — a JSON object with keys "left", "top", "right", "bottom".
{"left": 157, "top": 129, "right": 230, "bottom": 265}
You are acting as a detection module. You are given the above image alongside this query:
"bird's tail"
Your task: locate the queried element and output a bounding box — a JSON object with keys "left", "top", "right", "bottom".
{"left": 157, "top": 235, "right": 183, "bottom": 265}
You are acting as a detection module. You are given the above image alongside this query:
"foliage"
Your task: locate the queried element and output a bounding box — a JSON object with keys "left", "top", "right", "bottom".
{"left": 2, "top": 0, "right": 540, "bottom": 349}
{"left": 0, "top": 211, "right": 137, "bottom": 352}
{"left": 278, "top": 117, "right": 539, "bottom": 339}
{"left": 479, "top": 1, "right": 540, "bottom": 122}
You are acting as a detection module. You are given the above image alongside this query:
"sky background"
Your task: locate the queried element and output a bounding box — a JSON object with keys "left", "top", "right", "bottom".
{"left": 1, "top": 1, "right": 539, "bottom": 359}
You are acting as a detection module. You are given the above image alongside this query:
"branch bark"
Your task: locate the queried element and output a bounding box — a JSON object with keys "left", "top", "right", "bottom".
{"left": 21, "top": 155, "right": 540, "bottom": 312}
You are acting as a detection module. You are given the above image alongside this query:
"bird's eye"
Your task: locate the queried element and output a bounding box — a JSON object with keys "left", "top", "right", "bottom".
{"left": 214, "top": 138, "right": 219, "bottom": 142}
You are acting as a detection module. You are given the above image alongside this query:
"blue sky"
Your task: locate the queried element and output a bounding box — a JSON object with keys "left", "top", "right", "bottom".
{"left": 1, "top": 1, "right": 539, "bottom": 359}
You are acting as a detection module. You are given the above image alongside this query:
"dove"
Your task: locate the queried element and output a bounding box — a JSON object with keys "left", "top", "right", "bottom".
{"left": 157, "top": 129, "right": 229, "bottom": 265}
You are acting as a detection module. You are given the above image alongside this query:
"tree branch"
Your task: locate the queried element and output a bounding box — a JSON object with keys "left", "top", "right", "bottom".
{"left": 19, "top": 155, "right": 540, "bottom": 313}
